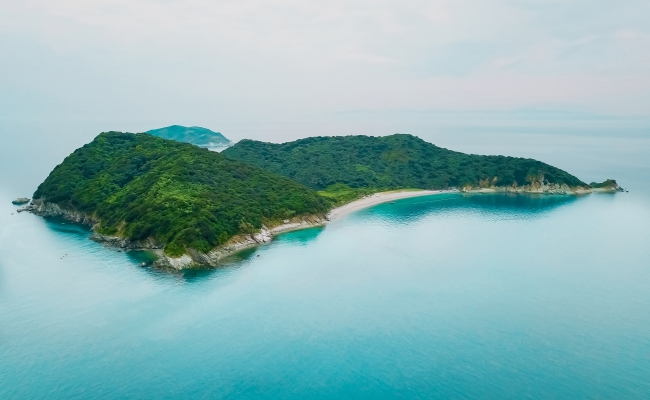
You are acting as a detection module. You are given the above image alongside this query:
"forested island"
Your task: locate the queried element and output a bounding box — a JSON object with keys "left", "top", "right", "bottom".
{"left": 23, "top": 131, "right": 620, "bottom": 269}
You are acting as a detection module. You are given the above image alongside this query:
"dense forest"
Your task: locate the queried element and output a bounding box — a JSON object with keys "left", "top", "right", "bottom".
{"left": 33, "top": 132, "right": 329, "bottom": 256}
{"left": 222, "top": 134, "right": 587, "bottom": 191}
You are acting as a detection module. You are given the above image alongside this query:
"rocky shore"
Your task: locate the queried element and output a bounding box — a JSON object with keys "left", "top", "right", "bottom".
{"left": 152, "top": 214, "right": 328, "bottom": 270}
{"left": 21, "top": 179, "right": 623, "bottom": 271}
{"left": 461, "top": 175, "right": 623, "bottom": 194}
{"left": 20, "top": 198, "right": 328, "bottom": 271}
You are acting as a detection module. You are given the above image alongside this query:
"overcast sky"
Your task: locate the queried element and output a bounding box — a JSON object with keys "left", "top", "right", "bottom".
{"left": 1, "top": 0, "right": 649, "bottom": 128}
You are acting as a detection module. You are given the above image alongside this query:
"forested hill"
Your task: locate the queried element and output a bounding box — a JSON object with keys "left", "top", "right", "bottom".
{"left": 33, "top": 132, "right": 329, "bottom": 256}
{"left": 222, "top": 134, "right": 587, "bottom": 191}
{"left": 147, "top": 125, "right": 231, "bottom": 146}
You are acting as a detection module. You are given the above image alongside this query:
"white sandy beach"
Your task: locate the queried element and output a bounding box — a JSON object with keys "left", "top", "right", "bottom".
{"left": 327, "top": 190, "right": 450, "bottom": 222}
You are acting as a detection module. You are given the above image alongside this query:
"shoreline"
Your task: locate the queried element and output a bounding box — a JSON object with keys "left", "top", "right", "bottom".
{"left": 23, "top": 185, "right": 621, "bottom": 270}
{"left": 198, "top": 185, "right": 621, "bottom": 268}
{"left": 326, "top": 189, "right": 451, "bottom": 222}
{"left": 155, "top": 189, "right": 449, "bottom": 269}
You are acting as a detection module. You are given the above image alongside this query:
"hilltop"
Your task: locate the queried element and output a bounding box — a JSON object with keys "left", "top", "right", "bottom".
{"left": 29, "top": 132, "right": 329, "bottom": 268}
{"left": 222, "top": 134, "right": 606, "bottom": 200}
{"left": 147, "top": 125, "right": 231, "bottom": 147}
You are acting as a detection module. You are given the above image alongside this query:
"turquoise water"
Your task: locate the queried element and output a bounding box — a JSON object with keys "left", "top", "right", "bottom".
{"left": 2, "top": 120, "right": 650, "bottom": 399}
{"left": 1, "top": 189, "right": 650, "bottom": 399}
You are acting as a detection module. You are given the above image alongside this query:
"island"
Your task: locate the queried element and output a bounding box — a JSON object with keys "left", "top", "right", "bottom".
{"left": 147, "top": 125, "right": 232, "bottom": 147}
{"left": 24, "top": 131, "right": 621, "bottom": 270}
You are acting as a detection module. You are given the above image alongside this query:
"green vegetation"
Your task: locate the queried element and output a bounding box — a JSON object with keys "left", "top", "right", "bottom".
{"left": 34, "top": 132, "right": 602, "bottom": 258}
{"left": 33, "top": 132, "right": 329, "bottom": 256}
{"left": 589, "top": 179, "right": 619, "bottom": 189}
{"left": 317, "top": 183, "right": 380, "bottom": 206}
{"left": 147, "top": 125, "right": 231, "bottom": 146}
{"left": 222, "top": 134, "right": 587, "bottom": 191}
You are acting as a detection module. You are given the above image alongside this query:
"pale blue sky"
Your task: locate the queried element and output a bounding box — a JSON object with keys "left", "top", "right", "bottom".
{"left": 1, "top": 0, "right": 649, "bottom": 128}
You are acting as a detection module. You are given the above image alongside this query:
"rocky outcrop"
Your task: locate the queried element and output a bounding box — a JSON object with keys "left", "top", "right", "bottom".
{"left": 87, "top": 224, "right": 309, "bottom": 271}
{"left": 153, "top": 216, "right": 327, "bottom": 270}
{"left": 88, "top": 233, "right": 163, "bottom": 251}
{"left": 18, "top": 199, "right": 98, "bottom": 226}
{"left": 589, "top": 179, "right": 624, "bottom": 192}
{"left": 461, "top": 174, "right": 622, "bottom": 194}
{"left": 12, "top": 197, "right": 30, "bottom": 205}
{"left": 24, "top": 198, "right": 327, "bottom": 271}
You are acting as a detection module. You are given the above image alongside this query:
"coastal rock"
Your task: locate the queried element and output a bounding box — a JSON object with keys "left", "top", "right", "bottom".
{"left": 23, "top": 200, "right": 326, "bottom": 271}
{"left": 89, "top": 233, "right": 163, "bottom": 251}
{"left": 459, "top": 173, "right": 618, "bottom": 194}
{"left": 253, "top": 227, "right": 272, "bottom": 243}
{"left": 154, "top": 253, "right": 194, "bottom": 270}
{"left": 22, "top": 199, "right": 97, "bottom": 225}
{"left": 12, "top": 197, "right": 30, "bottom": 205}
{"left": 89, "top": 233, "right": 131, "bottom": 248}
{"left": 153, "top": 216, "right": 327, "bottom": 269}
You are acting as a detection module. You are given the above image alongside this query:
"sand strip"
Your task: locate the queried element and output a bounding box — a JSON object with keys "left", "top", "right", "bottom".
{"left": 327, "top": 190, "right": 452, "bottom": 222}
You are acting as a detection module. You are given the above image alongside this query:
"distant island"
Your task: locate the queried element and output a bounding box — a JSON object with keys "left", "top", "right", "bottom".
{"left": 147, "top": 125, "right": 232, "bottom": 147}
{"left": 22, "top": 132, "right": 621, "bottom": 270}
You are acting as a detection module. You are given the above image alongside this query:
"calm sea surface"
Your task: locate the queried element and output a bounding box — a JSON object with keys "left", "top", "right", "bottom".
{"left": 1, "top": 121, "right": 649, "bottom": 399}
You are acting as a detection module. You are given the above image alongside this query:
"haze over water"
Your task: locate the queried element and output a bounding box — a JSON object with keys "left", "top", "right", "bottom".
{"left": 1, "top": 120, "right": 650, "bottom": 399}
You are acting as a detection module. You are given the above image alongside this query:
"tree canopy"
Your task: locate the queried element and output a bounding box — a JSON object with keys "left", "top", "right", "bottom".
{"left": 34, "top": 132, "right": 329, "bottom": 256}
{"left": 223, "top": 134, "right": 586, "bottom": 191}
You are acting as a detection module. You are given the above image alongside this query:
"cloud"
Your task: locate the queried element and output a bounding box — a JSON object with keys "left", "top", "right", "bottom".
{"left": 614, "top": 30, "right": 646, "bottom": 41}
{"left": 0, "top": 0, "right": 649, "bottom": 121}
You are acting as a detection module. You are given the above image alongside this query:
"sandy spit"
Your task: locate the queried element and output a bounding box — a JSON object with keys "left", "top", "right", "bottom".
{"left": 326, "top": 190, "right": 452, "bottom": 222}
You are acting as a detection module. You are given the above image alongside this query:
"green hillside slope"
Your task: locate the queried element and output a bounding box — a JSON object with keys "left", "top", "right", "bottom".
{"left": 223, "top": 134, "right": 587, "bottom": 191}
{"left": 33, "top": 132, "right": 329, "bottom": 256}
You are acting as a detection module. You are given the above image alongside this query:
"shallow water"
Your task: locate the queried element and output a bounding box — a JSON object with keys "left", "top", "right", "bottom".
{"left": 1, "top": 189, "right": 649, "bottom": 399}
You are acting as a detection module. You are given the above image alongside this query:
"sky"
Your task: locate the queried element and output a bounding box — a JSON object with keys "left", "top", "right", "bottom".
{"left": 1, "top": 0, "right": 649, "bottom": 129}
{"left": 1, "top": 1, "right": 650, "bottom": 198}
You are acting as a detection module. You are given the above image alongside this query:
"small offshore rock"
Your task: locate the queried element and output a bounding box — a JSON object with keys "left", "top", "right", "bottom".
{"left": 12, "top": 197, "right": 30, "bottom": 205}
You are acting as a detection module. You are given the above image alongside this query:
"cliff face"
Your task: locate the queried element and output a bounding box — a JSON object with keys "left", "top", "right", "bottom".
{"left": 462, "top": 173, "right": 621, "bottom": 194}
{"left": 20, "top": 199, "right": 97, "bottom": 225}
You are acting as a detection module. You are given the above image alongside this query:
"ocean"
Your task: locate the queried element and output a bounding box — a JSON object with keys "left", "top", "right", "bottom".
{"left": 1, "top": 119, "right": 649, "bottom": 399}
